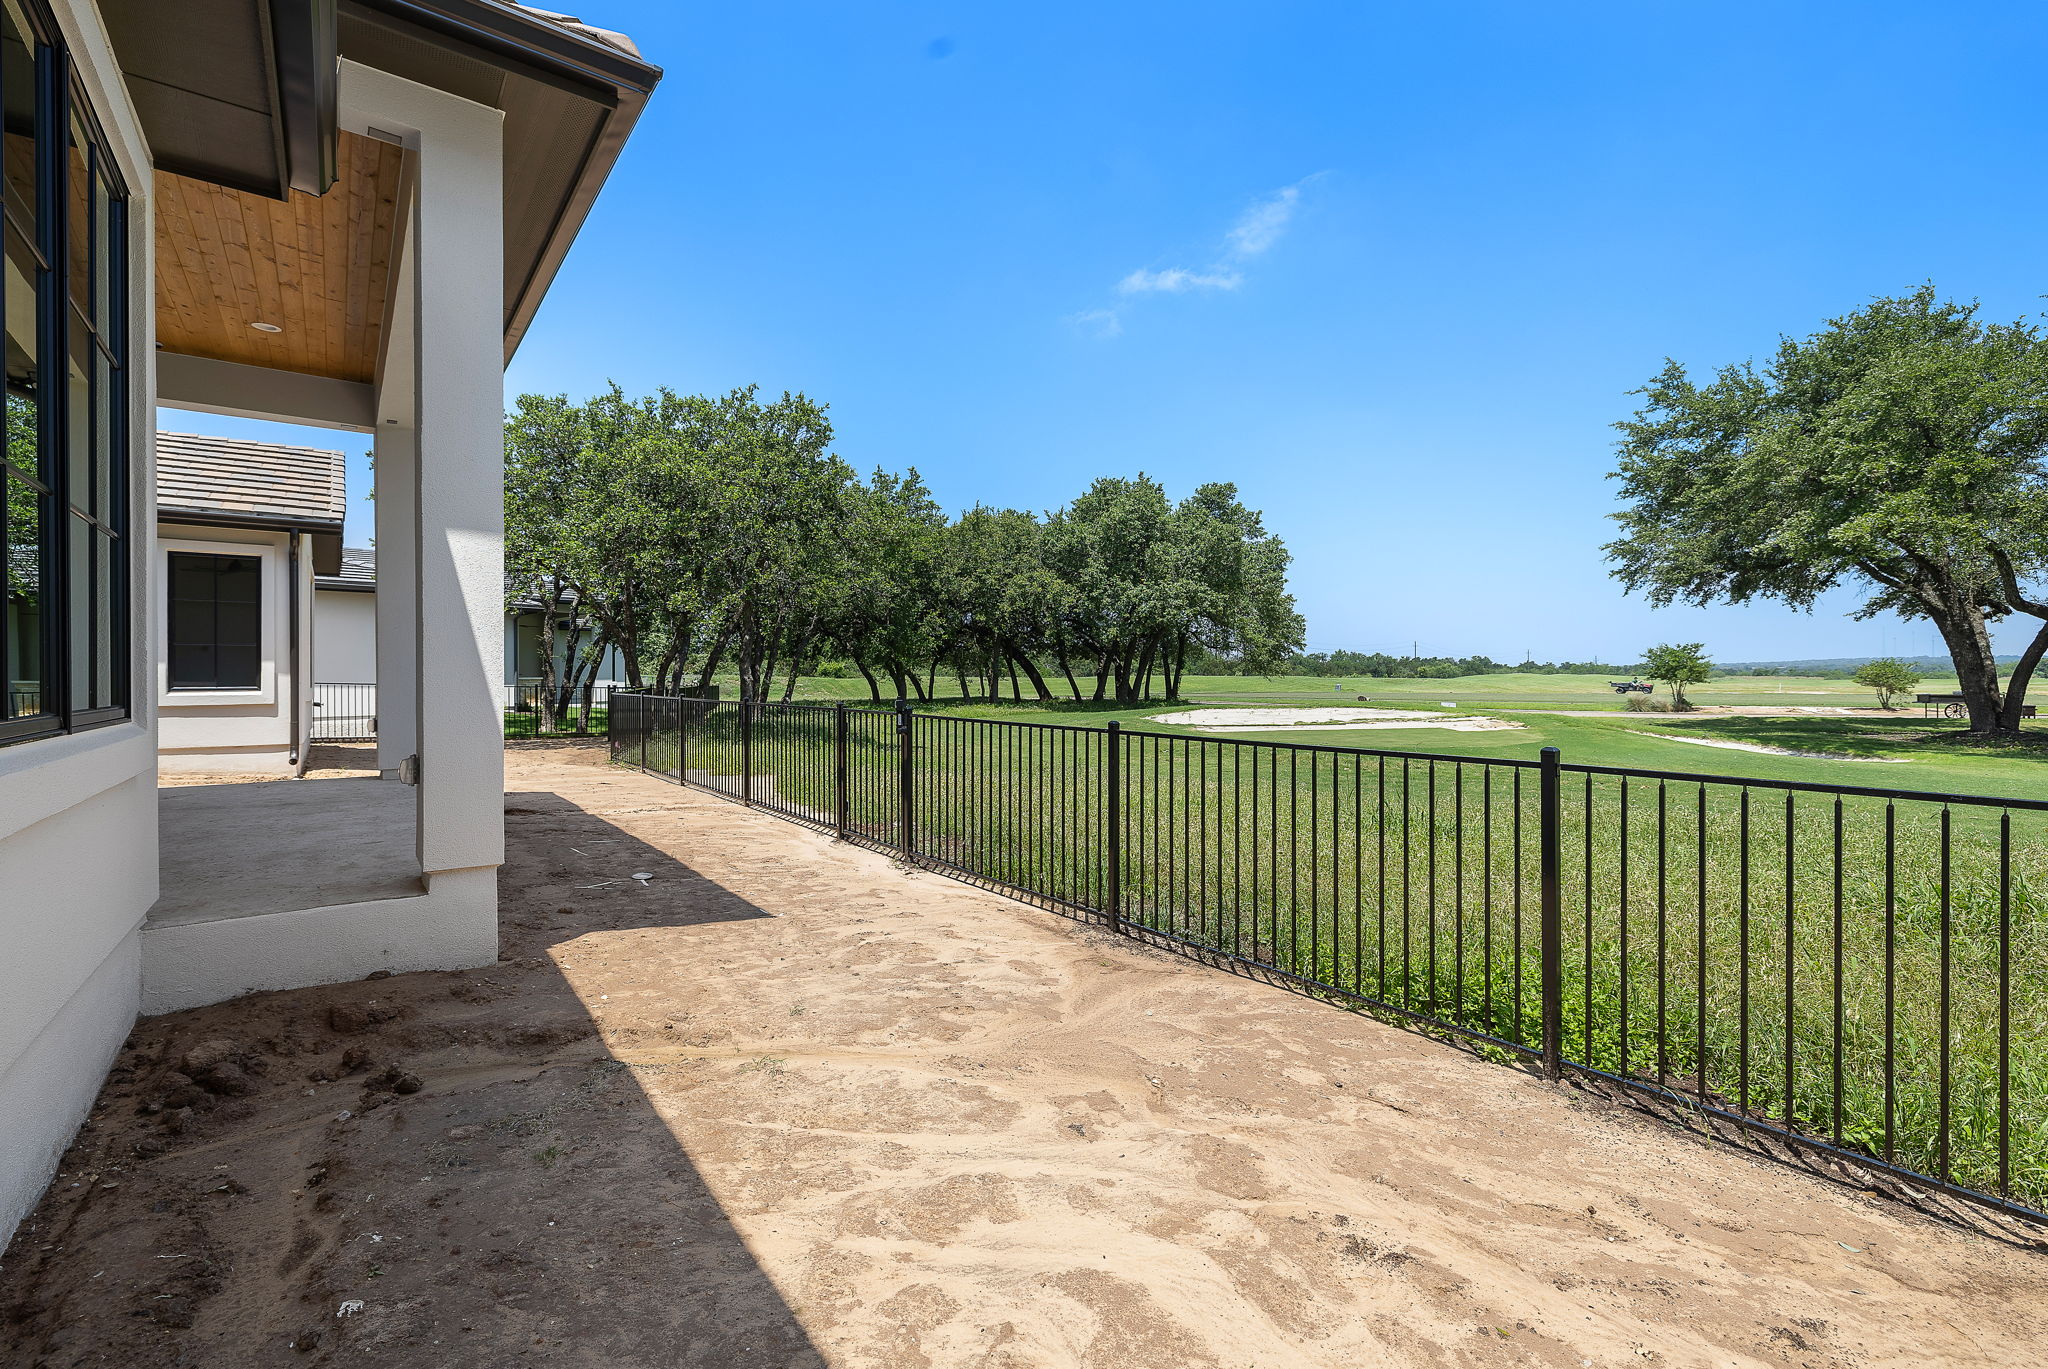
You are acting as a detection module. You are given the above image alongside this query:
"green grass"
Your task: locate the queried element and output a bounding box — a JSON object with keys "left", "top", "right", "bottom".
{"left": 620, "top": 697, "right": 2048, "bottom": 1211}
{"left": 666, "top": 670, "right": 2046, "bottom": 799}
{"left": 502, "top": 706, "right": 608, "bottom": 740}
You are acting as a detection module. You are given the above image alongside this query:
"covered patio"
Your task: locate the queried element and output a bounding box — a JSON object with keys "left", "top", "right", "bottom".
{"left": 125, "top": 6, "right": 659, "bottom": 1013}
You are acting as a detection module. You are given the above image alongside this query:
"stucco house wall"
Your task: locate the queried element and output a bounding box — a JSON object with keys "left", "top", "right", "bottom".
{"left": 0, "top": 0, "right": 157, "bottom": 1240}
{"left": 312, "top": 586, "right": 377, "bottom": 682}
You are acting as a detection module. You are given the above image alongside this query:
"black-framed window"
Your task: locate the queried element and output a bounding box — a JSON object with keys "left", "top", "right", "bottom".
{"left": 0, "top": 0, "right": 127, "bottom": 746}
{"left": 167, "top": 552, "right": 261, "bottom": 691}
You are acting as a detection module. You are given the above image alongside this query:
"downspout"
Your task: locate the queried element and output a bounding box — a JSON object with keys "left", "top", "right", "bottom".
{"left": 289, "top": 531, "right": 306, "bottom": 774}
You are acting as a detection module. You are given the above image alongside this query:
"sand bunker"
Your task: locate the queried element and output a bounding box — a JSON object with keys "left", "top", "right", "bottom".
{"left": 1629, "top": 730, "right": 1909, "bottom": 762}
{"left": 1151, "top": 707, "right": 1526, "bottom": 734}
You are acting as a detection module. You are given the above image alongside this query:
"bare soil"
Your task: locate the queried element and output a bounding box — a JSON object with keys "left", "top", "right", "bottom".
{"left": 5, "top": 742, "right": 2047, "bottom": 1367}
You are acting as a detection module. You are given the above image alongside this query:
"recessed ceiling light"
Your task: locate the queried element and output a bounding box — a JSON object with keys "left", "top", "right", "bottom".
{"left": 249, "top": 321, "right": 283, "bottom": 333}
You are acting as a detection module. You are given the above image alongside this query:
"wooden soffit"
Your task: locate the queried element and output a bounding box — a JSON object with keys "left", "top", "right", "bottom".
{"left": 153, "top": 129, "right": 403, "bottom": 385}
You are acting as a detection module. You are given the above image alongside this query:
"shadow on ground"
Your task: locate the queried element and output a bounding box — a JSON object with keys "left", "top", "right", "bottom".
{"left": 0, "top": 783, "right": 825, "bottom": 1368}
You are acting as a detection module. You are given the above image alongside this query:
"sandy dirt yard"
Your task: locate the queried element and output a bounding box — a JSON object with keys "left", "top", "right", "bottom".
{"left": 4, "top": 742, "right": 2047, "bottom": 1367}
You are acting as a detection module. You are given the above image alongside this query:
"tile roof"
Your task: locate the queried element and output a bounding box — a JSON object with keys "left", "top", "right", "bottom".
{"left": 156, "top": 431, "right": 346, "bottom": 529}
{"left": 509, "top": 5, "right": 644, "bottom": 58}
{"left": 316, "top": 546, "right": 377, "bottom": 591}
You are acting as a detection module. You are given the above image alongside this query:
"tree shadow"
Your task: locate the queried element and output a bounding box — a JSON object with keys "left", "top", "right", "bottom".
{"left": 0, "top": 788, "right": 828, "bottom": 1366}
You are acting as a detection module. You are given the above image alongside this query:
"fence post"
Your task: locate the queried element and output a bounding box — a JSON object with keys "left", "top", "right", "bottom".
{"left": 740, "top": 696, "right": 754, "bottom": 807}
{"left": 1539, "top": 744, "right": 1564, "bottom": 1082}
{"left": 834, "top": 701, "right": 849, "bottom": 838}
{"left": 1106, "top": 720, "right": 1123, "bottom": 934}
{"left": 896, "top": 698, "right": 914, "bottom": 860}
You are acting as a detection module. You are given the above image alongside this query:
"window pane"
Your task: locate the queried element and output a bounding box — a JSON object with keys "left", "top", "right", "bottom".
{"left": 166, "top": 551, "right": 260, "bottom": 690}
{"left": 1, "top": 3, "right": 33, "bottom": 235}
{"left": 91, "top": 349, "right": 107, "bottom": 519}
{"left": 92, "top": 163, "right": 110, "bottom": 337}
{"left": 64, "top": 506, "right": 84, "bottom": 707}
{"left": 92, "top": 528, "right": 111, "bottom": 706}
{"left": 64, "top": 114, "right": 85, "bottom": 310}
{"left": 3, "top": 222, "right": 36, "bottom": 477}
{"left": 63, "top": 327, "right": 84, "bottom": 508}
{"left": 3, "top": 471, "right": 42, "bottom": 717}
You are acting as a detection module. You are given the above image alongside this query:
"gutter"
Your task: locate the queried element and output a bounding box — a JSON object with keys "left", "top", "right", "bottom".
{"left": 270, "top": 0, "right": 343, "bottom": 195}
{"left": 157, "top": 509, "right": 345, "bottom": 537}
{"left": 289, "top": 532, "right": 307, "bottom": 773}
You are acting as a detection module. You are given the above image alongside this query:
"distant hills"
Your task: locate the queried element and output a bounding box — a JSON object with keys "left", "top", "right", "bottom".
{"left": 1717, "top": 655, "right": 2011, "bottom": 674}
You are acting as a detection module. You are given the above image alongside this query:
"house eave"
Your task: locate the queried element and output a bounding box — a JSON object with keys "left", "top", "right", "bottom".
{"left": 340, "top": 0, "right": 662, "bottom": 360}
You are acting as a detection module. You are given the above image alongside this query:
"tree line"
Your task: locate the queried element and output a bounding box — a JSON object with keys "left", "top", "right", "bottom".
{"left": 1210, "top": 650, "right": 1644, "bottom": 679}
{"left": 505, "top": 385, "right": 1304, "bottom": 714}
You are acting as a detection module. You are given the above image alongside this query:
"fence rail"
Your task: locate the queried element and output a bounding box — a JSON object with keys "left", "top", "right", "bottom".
{"left": 313, "top": 682, "right": 703, "bottom": 742}
{"left": 609, "top": 692, "right": 2048, "bottom": 1224}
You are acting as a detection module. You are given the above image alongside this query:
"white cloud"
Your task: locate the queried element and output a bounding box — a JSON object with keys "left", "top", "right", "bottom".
{"left": 1117, "top": 267, "right": 1243, "bottom": 295}
{"left": 1081, "top": 175, "right": 1321, "bottom": 334}
{"left": 1224, "top": 183, "right": 1304, "bottom": 258}
{"left": 1071, "top": 307, "right": 1123, "bottom": 337}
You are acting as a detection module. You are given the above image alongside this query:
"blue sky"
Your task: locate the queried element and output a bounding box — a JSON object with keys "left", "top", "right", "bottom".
{"left": 161, "top": 1, "right": 2048, "bottom": 663}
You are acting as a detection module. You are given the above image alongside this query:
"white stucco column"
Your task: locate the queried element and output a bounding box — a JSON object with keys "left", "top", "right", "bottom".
{"left": 371, "top": 423, "right": 418, "bottom": 776}
{"left": 342, "top": 60, "right": 505, "bottom": 887}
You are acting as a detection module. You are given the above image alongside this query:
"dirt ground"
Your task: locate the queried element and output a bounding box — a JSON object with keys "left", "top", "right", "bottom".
{"left": 5, "top": 742, "right": 2048, "bottom": 1367}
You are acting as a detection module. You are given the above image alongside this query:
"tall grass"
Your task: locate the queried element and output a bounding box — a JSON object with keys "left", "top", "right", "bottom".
{"left": 618, "top": 700, "right": 2048, "bottom": 1212}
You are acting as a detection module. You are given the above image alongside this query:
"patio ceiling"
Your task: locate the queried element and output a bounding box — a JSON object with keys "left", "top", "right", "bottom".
{"left": 152, "top": 130, "right": 405, "bottom": 385}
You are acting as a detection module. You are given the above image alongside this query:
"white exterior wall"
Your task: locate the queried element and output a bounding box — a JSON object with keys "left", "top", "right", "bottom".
{"left": 0, "top": 0, "right": 156, "bottom": 1240}
{"left": 312, "top": 587, "right": 378, "bottom": 682}
{"left": 155, "top": 523, "right": 314, "bottom": 774}
{"left": 503, "top": 609, "right": 627, "bottom": 689}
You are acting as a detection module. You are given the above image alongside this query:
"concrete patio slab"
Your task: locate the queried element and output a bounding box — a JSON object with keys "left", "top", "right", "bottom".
{"left": 149, "top": 777, "right": 422, "bottom": 928}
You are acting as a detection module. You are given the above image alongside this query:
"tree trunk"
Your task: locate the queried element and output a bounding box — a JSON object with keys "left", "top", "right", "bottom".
{"left": 855, "top": 657, "right": 884, "bottom": 703}
{"left": 1010, "top": 648, "right": 1055, "bottom": 701}
{"left": 694, "top": 618, "right": 734, "bottom": 694}
{"left": 1057, "top": 651, "right": 1082, "bottom": 702}
{"left": 1997, "top": 616, "right": 2048, "bottom": 732}
{"left": 736, "top": 610, "right": 761, "bottom": 703}
{"left": 533, "top": 609, "right": 556, "bottom": 732}
{"left": 1926, "top": 598, "right": 2004, "bottom": 732}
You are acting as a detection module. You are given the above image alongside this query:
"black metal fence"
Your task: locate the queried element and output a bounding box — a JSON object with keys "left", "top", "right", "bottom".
{"left": 503, "top": 683, "right": 613, "bottom": 738}
{"left": 310, "top": 683, "right": 378, "bottom": 742}
{"left": 609, "top": 693, "right": 2048, "bottom": 1224}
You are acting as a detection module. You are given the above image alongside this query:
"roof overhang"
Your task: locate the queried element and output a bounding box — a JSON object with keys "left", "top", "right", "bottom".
{"left": 99, "top": 0, "right": 340, "bottom": 200}
{"left": 337, "top": 1, "right": 661, "bottom": 359}
{"left": 106, "top": 0, "right": 660, "bottom": 379}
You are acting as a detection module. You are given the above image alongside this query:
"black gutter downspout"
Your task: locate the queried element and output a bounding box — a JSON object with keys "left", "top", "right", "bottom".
{"left": 289, "top": 531, "right": 306, "bottom": 773}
